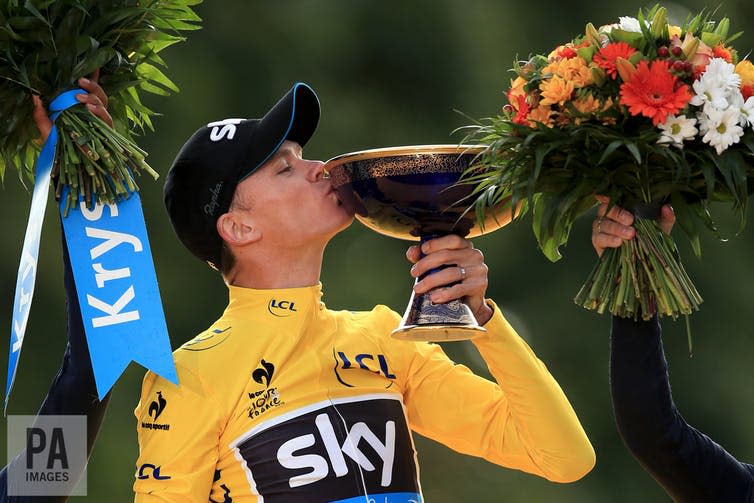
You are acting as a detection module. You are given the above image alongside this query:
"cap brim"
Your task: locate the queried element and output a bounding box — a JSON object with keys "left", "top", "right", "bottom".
{"left": 240, "top": 82, "right": 320, "bottom": 180}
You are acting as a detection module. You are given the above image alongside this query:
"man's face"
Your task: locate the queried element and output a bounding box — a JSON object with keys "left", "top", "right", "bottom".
{"left": 230, "top": 140, "right": 353, "bottom": 248}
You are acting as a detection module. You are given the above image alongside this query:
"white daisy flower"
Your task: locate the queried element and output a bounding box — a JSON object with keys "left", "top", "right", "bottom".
{"left": 618, "top": 16, "right": 644, "bottom": 33}
{"left": 690, "top": 58, "right": 742, "bottom": 110}
{"left": 698, "top": 106, "right": 744, "bottom": 154}
{"left": 657, "top": 115, "right": 698, "bottom": 148}
{"left": 738, "top": 96, "right": 754, "bottom": 127}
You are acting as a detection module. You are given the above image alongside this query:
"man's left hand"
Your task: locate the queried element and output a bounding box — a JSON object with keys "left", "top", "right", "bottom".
{"left": 406, "top": 235, "right": 493, "bottom": 325}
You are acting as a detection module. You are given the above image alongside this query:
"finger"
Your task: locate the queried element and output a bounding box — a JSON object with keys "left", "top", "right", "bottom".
{"left": 659, "top": 204, "right": 676, "bottom": 235}
{"left": 32, "top": 95, "right": 52, "bottom": 142}
{"left": 411, "top": 247, "right": 484, "bottom": 279}
{"left": 75, "top": 92, "right": 113, "bottom": 128}
{"left": 604, "top": 204, "right": 634, "bottom": 226}
{"left": 77, "top": 76, "right": 108, "bottom": 108}
{"left": 592, "top": 216, "right": 635, "bottom": 240}
{"left": 420, "top": 235, "right": 472, "bottom": 255}
{"left": 591, "top": 233, "right": 625, "bottom": 257}
{"left": 406, "top": 244, "right": 422, "bottom": 264}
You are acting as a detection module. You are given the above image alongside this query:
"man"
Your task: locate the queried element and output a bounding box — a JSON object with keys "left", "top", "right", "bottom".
{"left": 593, "top": 199, "right": 754, "bottom": 502}
{"left": 133, "top": 82, "right": 595, "bottom": 502}
{"left": 0, "top": 77, "right": 112, "bottom": 502}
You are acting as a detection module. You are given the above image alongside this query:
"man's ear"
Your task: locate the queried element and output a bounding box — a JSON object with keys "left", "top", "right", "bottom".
{"left": 217, "top": 211, "right": 261, "bottom": 246}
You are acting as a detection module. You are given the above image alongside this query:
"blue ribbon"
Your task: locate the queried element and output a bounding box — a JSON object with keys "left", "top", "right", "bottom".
{"left": 60, "top": 190, "right": 178, "bottom": 399}
{"left": 5, "top": 90, "right": 177, "bottom": 409}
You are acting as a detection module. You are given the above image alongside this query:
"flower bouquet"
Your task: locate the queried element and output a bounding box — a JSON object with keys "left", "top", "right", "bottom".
{"left": 0, "top": 0, "right": 202, "bottom": 210}
{"left": 3, "top": 0, "right": 201, "bottom": 404}
{"left": 462, "top": 4, "right": 754, "bottom": 321}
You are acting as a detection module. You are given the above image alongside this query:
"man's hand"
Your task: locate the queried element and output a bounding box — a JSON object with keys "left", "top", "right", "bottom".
{"left": 406, "top": 235, "right": 493, "bottom": 325}
{"left": 592, "top": 195, "right": 676, "bottom": 257}
{"left": 32, "top": 71, "right": 113, "bottom": 142}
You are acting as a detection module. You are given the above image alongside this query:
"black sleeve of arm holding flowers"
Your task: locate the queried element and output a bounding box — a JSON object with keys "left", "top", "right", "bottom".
{"left": 0, "top": 235, "right": 111, "bottom": 503}
{"left": 609, "top": 315, "right": 754, "bottom": 502}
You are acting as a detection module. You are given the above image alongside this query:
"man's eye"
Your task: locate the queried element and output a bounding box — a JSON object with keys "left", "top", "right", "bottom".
{"left": 277, "top": 164, "right": 292, "bottom": 174}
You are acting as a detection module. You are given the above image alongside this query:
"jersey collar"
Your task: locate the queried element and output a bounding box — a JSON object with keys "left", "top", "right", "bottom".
{"left": 225, "top": 282, "right": 325, "bottom": 319}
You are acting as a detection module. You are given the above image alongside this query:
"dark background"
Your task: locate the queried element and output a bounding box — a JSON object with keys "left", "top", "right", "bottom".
{"left": 2, "top": 1, "right": 753, "bottom": 501}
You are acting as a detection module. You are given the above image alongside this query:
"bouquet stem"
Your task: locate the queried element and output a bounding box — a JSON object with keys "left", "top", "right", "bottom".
{"left": 574, "top": 217, "right": 703, "bottom": 320}
{"left": 52, "top": 105, "right": 157, "bottom": 215}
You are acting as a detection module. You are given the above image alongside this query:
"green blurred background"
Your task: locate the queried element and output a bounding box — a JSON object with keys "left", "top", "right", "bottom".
{"left": 2, "top": 1, "right": 754, "bottom": 501}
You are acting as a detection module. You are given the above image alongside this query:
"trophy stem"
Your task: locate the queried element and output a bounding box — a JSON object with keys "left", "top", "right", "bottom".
{"left": 392, "top": 234, "right": 486, "bottom": 342}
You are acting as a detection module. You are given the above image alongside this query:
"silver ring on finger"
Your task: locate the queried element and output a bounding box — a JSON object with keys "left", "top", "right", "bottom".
{"left": 459, "top": 266, "right": 466, "bottom": 280}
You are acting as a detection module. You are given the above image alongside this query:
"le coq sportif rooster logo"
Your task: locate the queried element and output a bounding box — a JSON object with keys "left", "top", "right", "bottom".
{"left": 252, "top": 360, "right": 275, "bottom": 388}
{"left": 148, "top": 391, "right": 167, "bottom": 421}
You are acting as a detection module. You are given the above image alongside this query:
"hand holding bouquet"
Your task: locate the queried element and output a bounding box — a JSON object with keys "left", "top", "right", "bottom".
{"left": 3, "top": 0, "right": 201, "bottom": 404}
{"left": 0, "top": 0, "right": 202, "bottom": 209}
{"left": 463, "top": 4, "right": 754, "bottom": 321}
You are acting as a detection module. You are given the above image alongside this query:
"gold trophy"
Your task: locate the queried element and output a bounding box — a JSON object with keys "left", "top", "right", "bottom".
{"left": 325, "top": 145, "right": 513, "bottom": 342}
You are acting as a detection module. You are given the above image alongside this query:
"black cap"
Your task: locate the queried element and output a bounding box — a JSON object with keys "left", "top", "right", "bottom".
{"left": 164, "top": 82, "right": 320, "bottom": 269}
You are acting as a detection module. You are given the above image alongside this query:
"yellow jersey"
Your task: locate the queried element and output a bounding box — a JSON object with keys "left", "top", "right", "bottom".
{"left": 134, "top": 284, "right": 594, "bottom": 502}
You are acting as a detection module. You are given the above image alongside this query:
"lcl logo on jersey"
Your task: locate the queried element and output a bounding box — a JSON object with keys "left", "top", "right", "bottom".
{"left": 267, "top": 299, "right": 298, "bottom": 317}
{"left": 137, "top": 463, "right": 171, "bottom": 480}
{"left": 235, "top": 396, "right": 420, "bottom": 502}
{"left": 334, "top": 351, "right": 396, "bottom": 388}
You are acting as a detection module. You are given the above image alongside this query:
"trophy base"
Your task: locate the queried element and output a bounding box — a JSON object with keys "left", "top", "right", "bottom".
{"left": 391, "top": 324, "right": 486, "bottom": 342}
{"left": 393, "top": 289, "right": 485, "bottom": 342}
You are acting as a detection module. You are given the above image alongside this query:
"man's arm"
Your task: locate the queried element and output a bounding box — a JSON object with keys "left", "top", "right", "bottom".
{"left": 610, "top": 315, "right": 754, "bottom": 502}
{"left": 133, "top": 363, "right": 221, "bottom": 502}
{"left": 400, "top": 301, "right": 595, "bottom": 483}
{"left": 0, "top": 235, "right": 111, "bottom": 502}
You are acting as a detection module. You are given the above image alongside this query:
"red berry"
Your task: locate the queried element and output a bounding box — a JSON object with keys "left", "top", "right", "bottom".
{"left": 657, "top": 46, "right": 670, "bottom": 57}
{"left": 683, "top": 61, "right": 693, "bottom": 73}
{"left": 671, "top": 46, "right": 683, "bottom": 57}
{"left": 672, "top": 60, "right": 686, "bottom": 72}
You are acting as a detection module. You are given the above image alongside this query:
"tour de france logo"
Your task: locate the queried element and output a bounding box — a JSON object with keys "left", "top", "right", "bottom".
{"left": 248, "top": 359, "right": 283, "bottom": 419}
{"left": 141, "top": 391, "right": 171, "bottom": 431}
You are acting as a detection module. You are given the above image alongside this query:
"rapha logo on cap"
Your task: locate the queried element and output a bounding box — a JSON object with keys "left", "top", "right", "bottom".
{"left": 203, "top": 182, "right": 224, "bottom": 216}
{"left": 207, "top": 118, "right": 243, "bottom": 142}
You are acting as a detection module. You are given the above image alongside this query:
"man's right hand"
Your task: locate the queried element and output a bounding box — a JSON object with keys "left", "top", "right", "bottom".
{"left": 591, "top": 195, "right": 676, "bottom": 257}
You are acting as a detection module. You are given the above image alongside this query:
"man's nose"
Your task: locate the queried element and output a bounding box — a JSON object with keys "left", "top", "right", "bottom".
{"left": 305, "top": 159, "right": 328, "bottom": 181}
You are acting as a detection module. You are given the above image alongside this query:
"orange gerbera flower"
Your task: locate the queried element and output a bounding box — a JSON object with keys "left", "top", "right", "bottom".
{"left": 544, "top": 58, "right": 593, "bottom": 88}
{"left": 593, "top": 42, "right": 637, "bottom": 79}
{"left": 619, "top": 60, "right": 692, "bottom": 126}
{"left": 528, "top": 104, "right": 554, "bottom": 127}
{"left": 539, "top": 75, "right": 574, "bottom": 107}
{"left": 712, "top": 44, "right": 733, "bottom": 63}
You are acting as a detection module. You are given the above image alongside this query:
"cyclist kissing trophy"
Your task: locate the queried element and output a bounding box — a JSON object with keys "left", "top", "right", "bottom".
{"left": 325, "top": 145, "right": 514, "bottom": 342}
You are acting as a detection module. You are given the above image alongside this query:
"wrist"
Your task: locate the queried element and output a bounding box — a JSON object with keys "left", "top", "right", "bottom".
{"left": 474, "top": 300, "right": 494, "bottom": 326}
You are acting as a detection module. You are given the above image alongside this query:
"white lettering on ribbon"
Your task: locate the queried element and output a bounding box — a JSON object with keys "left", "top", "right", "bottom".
{"left": 86, "top": 228, "right": 143, "bottom": 259}
{"left": 87, "top": 286, "right": 140, "bottom": 327}
{"left": 79, "top": 200, "right": 143, "bottom": 330}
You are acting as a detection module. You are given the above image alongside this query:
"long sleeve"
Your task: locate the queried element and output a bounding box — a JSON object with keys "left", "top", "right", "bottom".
{"left": 133, "top": 364, "right": 223, "bottom": 502}
{"left": 610, "top": 315, "right": 754, "bottom": 502}
{"left": 401, "top": 300, "right": 595, "bottom": 483}
{"left": 0, "top": 235, "right": 111, "bottom": 502}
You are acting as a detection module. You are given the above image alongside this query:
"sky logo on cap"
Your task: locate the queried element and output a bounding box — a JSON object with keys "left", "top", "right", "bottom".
{"left": 267, "top": 299, "right": 297, "bottom": 317}
{"left": 207, "top": 118, "right": 243, "bottom": 142}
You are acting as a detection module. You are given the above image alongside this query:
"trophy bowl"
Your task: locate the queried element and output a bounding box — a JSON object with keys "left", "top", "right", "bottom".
{"left": 325, "top": 145, "right": 515, "bottom": 342}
